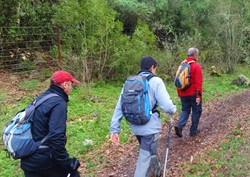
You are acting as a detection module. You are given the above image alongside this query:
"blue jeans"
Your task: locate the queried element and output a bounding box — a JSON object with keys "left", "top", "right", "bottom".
{"left": 177, "top": 94, "right": 202, "bottom": 134}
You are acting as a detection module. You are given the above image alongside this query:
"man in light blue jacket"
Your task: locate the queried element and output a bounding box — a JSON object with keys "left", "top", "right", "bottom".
{"left": 110, "top": 56, "right": 176, "bottom": 177}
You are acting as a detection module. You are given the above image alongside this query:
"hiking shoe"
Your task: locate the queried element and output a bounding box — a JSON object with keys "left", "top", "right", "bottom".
{"left": 146, "top": 157, "right": 161, "bottom": 177}
{"left": 156, "top": 159, "right": 162, "bottom": 177}
{"left": 175, "top": 126, "right": 183, "bottom": 138}
{"left": 190, "top": 129, "right": 200, "bottom": 137}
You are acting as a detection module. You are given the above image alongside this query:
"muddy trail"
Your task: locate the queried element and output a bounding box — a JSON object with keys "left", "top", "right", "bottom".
{"left": 90, "top": 89, "right": 250, "bottom": 177}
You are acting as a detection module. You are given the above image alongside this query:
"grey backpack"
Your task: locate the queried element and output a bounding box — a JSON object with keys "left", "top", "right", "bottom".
{"left": 121, "top": 73, "right": 156, "bottom": 125}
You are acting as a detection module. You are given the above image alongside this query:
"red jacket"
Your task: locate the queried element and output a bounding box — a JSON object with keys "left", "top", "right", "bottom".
{"left": 177, "top": 57, "right": 203, "bottom": 98}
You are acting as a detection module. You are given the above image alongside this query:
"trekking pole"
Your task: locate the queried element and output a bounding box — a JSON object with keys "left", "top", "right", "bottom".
{"left": 163, "top": 116, "right": 173, "bottom": 177}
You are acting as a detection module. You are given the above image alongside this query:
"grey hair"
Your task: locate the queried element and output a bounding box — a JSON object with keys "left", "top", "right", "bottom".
{"left": 187, "top": 48, "right": 199, "bottom": 56}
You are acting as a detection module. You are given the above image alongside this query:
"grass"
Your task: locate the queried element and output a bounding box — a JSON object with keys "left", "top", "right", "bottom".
{"left": 19, "top": 79, "right": 40, "bottom": 91}
{"left": 182, "top": 119, "right": 249, "bottom": 177}
{"left": 0, "top": 64, "right": 249, "bottom": 176}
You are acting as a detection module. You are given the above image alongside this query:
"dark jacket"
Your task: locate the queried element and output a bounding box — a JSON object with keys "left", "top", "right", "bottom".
{"left": 21, "top": 85, "right": 76, "bottom": 172}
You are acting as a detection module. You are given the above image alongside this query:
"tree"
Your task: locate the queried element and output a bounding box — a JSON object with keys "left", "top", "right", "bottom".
{"left": 205, "top": 0, "right": 250, "bottom": 73}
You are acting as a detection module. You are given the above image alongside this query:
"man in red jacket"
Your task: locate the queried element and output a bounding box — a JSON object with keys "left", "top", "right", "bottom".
{"left": 175, "top": 47, "right": 203, "bottom": 137}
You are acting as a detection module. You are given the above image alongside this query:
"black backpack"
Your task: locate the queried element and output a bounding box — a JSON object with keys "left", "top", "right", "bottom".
{"left": 121, "top": 73, "right": 157, "bottom": 125}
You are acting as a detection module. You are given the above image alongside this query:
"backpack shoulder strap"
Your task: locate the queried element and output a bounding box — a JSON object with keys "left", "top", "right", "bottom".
{"left": 187, "top": 60, "right": 195, "bottom": 64}
{"left": 137, "top": 70, "right": 155, "bottom": 81}
{"left": 182, "top": 60, "right": 195, "bottom": 64}
{"left": 144, "top": 74, "right": 159, "bottom": 114}
{"left": 146, "top": 74, "right": 155, "bottom": 81}
{"left": 25, "top": 93, "right": 59, "bottom": 120}
{"left": 32, "top": 93, "right": 59, "bottom": 108}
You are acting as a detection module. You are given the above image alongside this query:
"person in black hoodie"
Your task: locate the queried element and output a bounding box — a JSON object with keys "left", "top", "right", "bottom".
{"left": 21, "top": 70, "right": 81, "bottom": 177}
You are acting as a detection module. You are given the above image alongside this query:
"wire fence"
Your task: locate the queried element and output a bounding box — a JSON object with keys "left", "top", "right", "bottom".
{"left": 0, "top": 26, "right": 61, "bottom": 71}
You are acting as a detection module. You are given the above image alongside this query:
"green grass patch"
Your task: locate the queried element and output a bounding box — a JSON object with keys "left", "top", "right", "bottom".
{"left": 19, "top": 79, "right": 40, "bottom": 91}
{"left": 202, "top": 64, "right": 250, "bottom": 102}
{"left": 182, "top": 119, "right": 250, "bottom": 177}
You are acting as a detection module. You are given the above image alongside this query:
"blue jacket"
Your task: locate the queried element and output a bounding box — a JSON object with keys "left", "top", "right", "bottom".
{"left": 110, "top": 71, "right": 176, "bottom": 136}
{"left": 21, "top": 85, "right": 74, "bottom": 172}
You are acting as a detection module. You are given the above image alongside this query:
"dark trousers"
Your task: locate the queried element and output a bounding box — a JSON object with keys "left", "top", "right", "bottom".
{"left": 177, "top": 94, "right": 202, "bottom": 134}
{"left": 24, "top": 165, "right": 80, "bottom": 177}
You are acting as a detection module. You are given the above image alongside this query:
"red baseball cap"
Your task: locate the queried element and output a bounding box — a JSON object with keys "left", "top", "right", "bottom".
{"left": 50, "top": 70, "right": 80, "bottom": 85}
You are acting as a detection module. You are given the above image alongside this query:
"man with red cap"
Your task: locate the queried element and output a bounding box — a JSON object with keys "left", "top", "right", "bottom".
{"left": 21, "top": 70, "right": 81, "bottom": 177}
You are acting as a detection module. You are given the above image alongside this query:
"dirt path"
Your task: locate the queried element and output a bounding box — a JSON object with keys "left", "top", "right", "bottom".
{"left": 90, "top": 89, "right": 250, "bottom": 177}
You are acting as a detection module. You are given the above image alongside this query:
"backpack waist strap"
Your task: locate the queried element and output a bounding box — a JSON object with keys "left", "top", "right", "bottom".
{"left": 151, "top": 104, "right": 160, "bottom": 117}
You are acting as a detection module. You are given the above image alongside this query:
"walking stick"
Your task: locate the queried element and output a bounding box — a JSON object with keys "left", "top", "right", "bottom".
{"left": 163, "top": 116, "right": 173, "bottom": 177}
